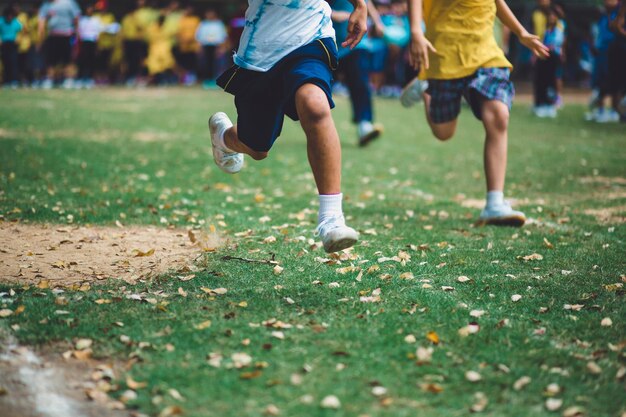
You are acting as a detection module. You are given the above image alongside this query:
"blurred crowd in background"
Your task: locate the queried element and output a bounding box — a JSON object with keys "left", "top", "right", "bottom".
{"left": 0, "top": 0, "right": 625, "bottom": 122}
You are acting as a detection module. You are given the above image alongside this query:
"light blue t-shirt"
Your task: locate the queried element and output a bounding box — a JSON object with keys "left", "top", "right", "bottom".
{"left": 196, "top": 20, "right": 228, "bottom": 46}
{"left": 234, "top": 0, "right": 335, "bottom": 72}
{"left": 0, "top": 17, "right": 22, "bottom": 42}
{"left": 39, "top": 0, "right": 81, "bottom": 36}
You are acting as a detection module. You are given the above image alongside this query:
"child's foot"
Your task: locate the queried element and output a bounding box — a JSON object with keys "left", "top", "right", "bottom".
{"left": 477, "top": 202, "right": 526, "bottom": 227}
{"left": 400, "top": 78, "right": 428, "bottom": 108}
{"left": 357, "top": 121, "right": 383, "bottom": 147}
{"left": 209, "top": 112, "right": 244, "bottom": 174}
{"left": 316, "top": 214, "right": 359, "bottom": 253}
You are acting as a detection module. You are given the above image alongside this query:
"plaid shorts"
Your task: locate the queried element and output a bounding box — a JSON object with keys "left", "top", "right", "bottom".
{"left": 427, "top": 67, "right": 515, "bottom": 124}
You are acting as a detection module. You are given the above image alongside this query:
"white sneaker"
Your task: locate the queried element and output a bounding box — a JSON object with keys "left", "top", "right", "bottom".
{"left": 41, "top": 79, "right": 53, "bottom": 90}
{"left": 316, "top": 215, "right": 359, "bottom": 253}
{"left": 357, "top": 120, "right": 383, "bottom": 147}
{"left": 62, "top": 78, "right": 75, "bottom": 89}
{"left": 400, "top": 78, "right": 428, "bottom": 108}
{"left": 477, "top": 201, "right": 526, "bottom": 227}
{"left": 208, "top": 112, "right": 244, "bottom": 174}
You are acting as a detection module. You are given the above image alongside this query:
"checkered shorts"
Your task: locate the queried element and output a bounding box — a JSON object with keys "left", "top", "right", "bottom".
{"left": 427, "top": 67, "right": 515, "bottom": 124}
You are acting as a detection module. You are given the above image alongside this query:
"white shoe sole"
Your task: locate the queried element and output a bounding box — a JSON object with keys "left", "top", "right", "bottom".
{"left": 475, "top": 214, "right": 526, "bottom": 228}
{"left": 322, "top": 229, "right": 359, "bottom": 253}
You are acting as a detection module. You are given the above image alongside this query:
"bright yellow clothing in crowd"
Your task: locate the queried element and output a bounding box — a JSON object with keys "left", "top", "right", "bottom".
{"left": 177, "top": 15, "right": 200, "bottom": 53}
{"left": 145, "top": 23, "right": 175, "bottom": 75}
{"left": 164, "top": 11, "right": 183, "bottom": 42}
{"left": 532, "top": 10, "right": 547, "bottom": 42}
{"left": 121, "top": 13, "right": 144, "bottom": 40}
{"left": 421, "top": 0, "right": 512, "bottom": 80}
{"left": 95, "top": 12, "right": 117, "bottom": 50}
{"left": 16, "top": 13, "right": 38, "bottom": 53}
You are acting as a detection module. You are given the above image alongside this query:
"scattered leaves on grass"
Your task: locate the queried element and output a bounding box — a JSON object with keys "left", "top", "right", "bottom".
{"left": 158, "top": 406, "right": 183, "bottom": 417}
{"left": 126, "top": 376, "right": 148, "bottom": 390}
{"left": 511, "top": 294, "right": 522, "bottom": 302}
{"left": 457, "top": 276, "right": 471, "bottom": 283}
{"left": 601, "top": 317, "right": 613, "bottom": 327}
{"left": 0, "top": 309, "right": 13, "bottom": 318}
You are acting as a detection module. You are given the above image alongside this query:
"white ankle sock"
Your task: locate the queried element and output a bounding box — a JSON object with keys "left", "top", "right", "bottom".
{"left": 486, "top": 191, "right": 504, "bottom": 209}
{"left": 318, "top": 193, "right": 343, "bottom": 224}
{"left": 217, "top": 125, "right": 235, "bottom": 152}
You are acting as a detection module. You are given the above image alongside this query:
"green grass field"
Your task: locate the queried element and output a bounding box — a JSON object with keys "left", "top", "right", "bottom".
{"left": 1, "top": 88, "right": 625, "bottom": 417}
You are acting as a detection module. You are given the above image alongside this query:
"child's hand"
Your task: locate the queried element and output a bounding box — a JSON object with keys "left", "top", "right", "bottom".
{"left": 342, "top": 2, "right": 368, "bottom": 49}
{"left": 409, "top": 31, "right": 436, "bottom": 70}
{"left": 519, "top": 31, "right": 550, "bottom": 59}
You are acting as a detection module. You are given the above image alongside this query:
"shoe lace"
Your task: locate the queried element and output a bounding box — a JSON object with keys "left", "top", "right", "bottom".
{"left": 315, "top": 214, "right": 345, "bottom": 237}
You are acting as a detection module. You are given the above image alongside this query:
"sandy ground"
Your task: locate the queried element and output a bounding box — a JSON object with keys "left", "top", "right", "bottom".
{"left": 0, "top": 223, "right": 214, "bottom": 287}
{"left": 0, "top": 331, "right": 131, "bottom": 417}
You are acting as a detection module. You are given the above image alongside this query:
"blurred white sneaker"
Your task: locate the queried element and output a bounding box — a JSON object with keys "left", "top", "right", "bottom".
{"left": 316, "top": 214, "right": 359, "bottom": 253}
{"left": 41, "top": 79, "right": 53, "bottom": 90}
{"left": 477, "top": 201, "right": 526, "bottom": 227}
{"left": 62, "top": 78, "right": 75, "bottom": 89}
{"left": 357, "top": 120, "right": 383, "bottom": 147}
{"left": 209, "top": 112, "right": 243, "bottom": 174}
{"left": 400, "top": 78, "right": 428, "bottom": 108}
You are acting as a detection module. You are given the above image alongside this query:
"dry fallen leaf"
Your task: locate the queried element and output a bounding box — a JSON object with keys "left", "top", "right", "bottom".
{"left": 126, "top": 376, "right": 148, "bottom": 390}
{"left": 132, "top": 248, "right": 155, "bottom": 257}
{"left": 457, "top": 276, "right": 471, "bottom": 283}
{"left": 511, "top": 294, "right": 522, "bottom": 302}
{"left": 426, "top": 331, "right": 440, "bottom": 345}
{"left": 194, "top": 320, "right": 212, "bottom": 330}
{"left": 320, "top": 395, "right": 341, "bottom": 409}
{"left": 465, "top": 370, "right": 482, "bottom": 382}
{"left": 470, "top": 392, "right": 488, "bottom": 412}
{"left": 586, "top": 361, "right": 602, "bottom": 375}
{"left": 273, "top": 265, "right": 284, "bottom": 275}
{"left": 601, "top": 317, "right": 613, "bottom": 327}
{"left": 545, "top": 398, "right": 563, "bottom": 411}
{"left": 513, "top": 376, "right": 531, "bottom": 391}
{"left": 521, "top": 253, "right": 543, "bottom": 261}
{"left": 0, "top": 309, "right": 13, "bottom": 318}
{"left": 158, "top": 405, "right": 183, "bottom": 417}
{"left": 562, "top": 406, "right": 585, "bottom": 417}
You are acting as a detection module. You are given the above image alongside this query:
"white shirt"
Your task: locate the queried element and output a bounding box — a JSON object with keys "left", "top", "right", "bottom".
{"left": 78, "top": 16, "right": 102, "bottom": 42}
{"left": 234, "top": 0, "right": 335, "bottom": 72}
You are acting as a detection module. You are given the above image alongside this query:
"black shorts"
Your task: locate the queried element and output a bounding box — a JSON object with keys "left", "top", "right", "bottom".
{"left": 45, "top": 35, "right": 73, "bottom": 67}
{"left": 608, "top": 42, "right": 626, "bottom": 94}
{"left": 217, "top": 37, "right": 338, "bottom": 152}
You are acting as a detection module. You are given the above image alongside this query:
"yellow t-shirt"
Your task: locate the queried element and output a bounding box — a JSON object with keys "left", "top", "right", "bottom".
{"left": 16, "top": 13, "right": 32, "bottom": 52}
{"left": 95, "top": 12, "right": 116, "bottom": 50}
{"left": 121, "top": 13, "right": 142, "bottom": 40}
{"left": 532, "top": 10, "right": 547, "bottom": 42}
{"left": 421, "top": 0, "right": 512, "bottom": 80}
{"left": 177, "top": 15, "right": 200, "bottom": 53}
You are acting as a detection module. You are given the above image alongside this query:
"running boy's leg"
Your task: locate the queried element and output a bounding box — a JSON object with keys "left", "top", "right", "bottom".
{"left": 422, "top": 92, "right": 457, "bottom": 141}
{"left": 295, "top": 83, "right": 341, "bottom": 195}
{"left": 481, "top": 99, "right": 509, "bottom": 192}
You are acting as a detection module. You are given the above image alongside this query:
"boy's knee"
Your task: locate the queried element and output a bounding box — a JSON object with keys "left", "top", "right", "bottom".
{"left": 432, "top": 130, "right": 454, "bottom": 141}
{"left": 249, "top": 150, "right": 269, "bottom": 161}
{"left": 430, "top": 123, "right": 456, "bottom": 141}
{"left": 296, "top": 85, "right": 331, "bottom": 124}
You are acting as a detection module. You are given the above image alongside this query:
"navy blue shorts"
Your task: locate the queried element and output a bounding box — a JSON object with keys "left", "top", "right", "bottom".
{"left": 217, "top": 38, "right": 338, "bottom": 152}
{"left": 427, "top": 67, "right": 514, "bottom": 124}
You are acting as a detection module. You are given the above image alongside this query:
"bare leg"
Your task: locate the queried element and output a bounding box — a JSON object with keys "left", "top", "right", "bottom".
{"left": 295, "top": 83, "right": 342, "bottom": 195}
{"left": 223, "top": 125, "right": 269, "bottom": 161}
{"left": 423, "top": 92, "right": 458, "bottom": 141}
{"left": 481, "top": 100, "right": 510, "bottom": 192}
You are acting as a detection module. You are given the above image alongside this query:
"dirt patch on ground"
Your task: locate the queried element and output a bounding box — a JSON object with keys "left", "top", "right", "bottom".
{"left": 0, "top": 222, "right": 219, "bottom": 287}
{"left": 0, "top": 332, "right": 129, "bottom": 417}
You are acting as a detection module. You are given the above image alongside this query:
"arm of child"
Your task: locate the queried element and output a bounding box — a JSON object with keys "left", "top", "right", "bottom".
{"left": 342, "top": 0, "right": 368, "bottom": 49}
{"left": 367, "top": 1, "right": 385, "bottom": 37}
{"left": 496, "top": 0, "right": 549, "bottom": 59}
{"left": 406, "top": 0, "right": 436, "bottom": 70}
{"left": 331, "top": 11, "right": 351, "bottom": 23}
